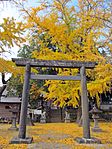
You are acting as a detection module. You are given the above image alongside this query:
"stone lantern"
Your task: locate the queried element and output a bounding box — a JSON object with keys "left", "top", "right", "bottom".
{"left": 9, "top": 108, "right": 18, "bottom": 131}
{"left": 90, "top": 105, "right": 102, "bottom": 132}
{"left": 40, "top": 110, "right": 46, "bottom": 123}
{"left": 64, "top": 110, "right": 70, "bottom": 123}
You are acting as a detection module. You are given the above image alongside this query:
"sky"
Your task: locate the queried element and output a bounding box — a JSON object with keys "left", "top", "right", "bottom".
{"left": 0, "top": 0, "right": 39, "bottom": 58}
{"left": 0, "top": 0, "right": 77, "bottom": 59}
{"left": 0, "top": 0, "right": 78, "bottom": 86}
{"left": 0, "top": 2, "right": 20, "bottom": 59}
{"left": 0, "top": 0, "right": 40, "bottom": 86}
{"left": 0, "top": 1, "right": 18, "bottom": 86}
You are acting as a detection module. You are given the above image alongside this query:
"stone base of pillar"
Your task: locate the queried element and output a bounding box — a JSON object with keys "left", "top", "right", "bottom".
{"left": 10, "top": 137, "right": 33, "bottom": 144}
{"left": 92, "top": 127, "right": 102, "bottom": 132}
{"left": 65, "top": 119, "right": 70, "bottom": 123}
{"left": 75, "top": 137, "right": 101, "bottom": 144}
{"left": 8, "top": 127, "right": 18, "bottom": 131}
{"left": 40, "top": 119, "right": 46, "bottom": 123}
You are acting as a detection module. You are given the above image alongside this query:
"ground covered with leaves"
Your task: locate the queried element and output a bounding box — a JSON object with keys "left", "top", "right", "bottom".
{"left": 0, "top": 122, "right": 112, "bottom": 149}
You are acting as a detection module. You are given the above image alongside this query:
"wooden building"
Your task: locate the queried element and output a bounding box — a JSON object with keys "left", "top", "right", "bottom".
{"left": 0, "top": 86, "right": 21, "bottom": 123}
{"left": 32, "top": 90, "right": 112, "bottom": 123}
{"left": 100, "top": 90, "right": 112, "bottom": 111}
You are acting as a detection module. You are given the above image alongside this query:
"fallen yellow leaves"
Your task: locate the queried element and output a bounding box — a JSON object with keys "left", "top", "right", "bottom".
{"left": 0, "top": 125, "right": 27, "bottom": 149}
{"left": 0, "top": 122, "right": 112, "bottom": 148}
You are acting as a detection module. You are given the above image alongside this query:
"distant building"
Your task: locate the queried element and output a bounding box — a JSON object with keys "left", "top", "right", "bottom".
{"left": 0, "top": 85, "right": 21, "bottom": 123}
{"left": 100, "top": 90, "right": 112, "bottom": 111}
{"left": 30, "top": 96, "right": 77, "bottom": 123}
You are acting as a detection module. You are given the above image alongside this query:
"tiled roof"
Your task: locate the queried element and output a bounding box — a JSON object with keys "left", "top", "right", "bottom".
{"left": 0, "top": 96, "right": 21, "bottom": 103}
{"left": 0, "top": 85, "right": 21, "bottom": 103}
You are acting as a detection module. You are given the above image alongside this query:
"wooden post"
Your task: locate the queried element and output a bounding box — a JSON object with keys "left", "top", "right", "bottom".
{"left": 18, "top": 63, "right": 31, "bottom": 139}
{"left": 80, "top": 65, "right": 90, "bottom": 139}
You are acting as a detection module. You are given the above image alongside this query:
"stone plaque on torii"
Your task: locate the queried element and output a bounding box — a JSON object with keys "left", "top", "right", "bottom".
{"left": 10, "top": 58, "right": 100, "bottom": 144}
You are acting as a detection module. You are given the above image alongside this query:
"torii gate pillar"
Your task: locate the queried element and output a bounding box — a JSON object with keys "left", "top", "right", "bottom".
{"left": 80, "top": 66, "right": 90, "bottom": 138}
{"left": 10, "top": 63, "right": 33, "bottom": 144}
{"left": 76, "top": 65, "right": 101, "bottom": 143}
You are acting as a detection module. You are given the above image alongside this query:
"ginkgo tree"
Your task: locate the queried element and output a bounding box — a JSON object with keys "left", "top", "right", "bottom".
{"left": 0, "top": 17, "right": 25, "bottom": 82}
{"left": 20, "top": 0, "right": 112, "bottom": 112}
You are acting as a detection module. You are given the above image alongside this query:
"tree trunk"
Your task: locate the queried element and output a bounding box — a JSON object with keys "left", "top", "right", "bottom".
{"left": 1, "top": 73, "right": 10, "bottom": 84}
{"left": 78, "top": 115, "right": 82, "bottom": 127}
{"left": 76, "top": 97, "right": 82, "bottom": 124}
{"left": 2, "top": 73, "right": 7, "bottom": 84}
{"left": 76, "top": 106, "right": 82, "bottom": 123}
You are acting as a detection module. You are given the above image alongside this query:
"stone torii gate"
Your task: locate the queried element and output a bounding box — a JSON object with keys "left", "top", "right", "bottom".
{"left": 10, "top": 58, "right": 99, "bottom": 144}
